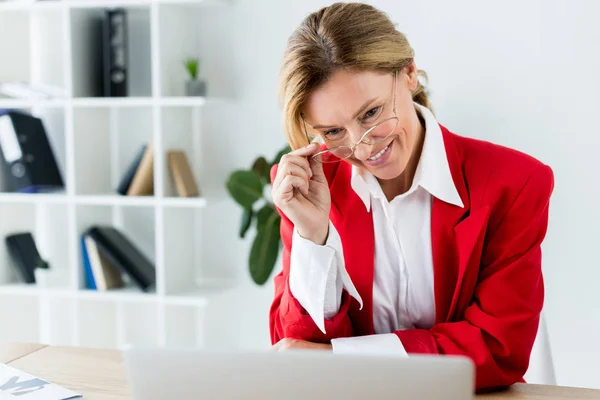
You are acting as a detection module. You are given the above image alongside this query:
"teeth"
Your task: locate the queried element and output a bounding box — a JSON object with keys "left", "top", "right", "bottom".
{"left": 368, "top": 144, "right": 389, "bottom": 161}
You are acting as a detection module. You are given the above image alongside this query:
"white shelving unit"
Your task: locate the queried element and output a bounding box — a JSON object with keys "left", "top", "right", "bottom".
{"left": 0, "top": 0, "right": 229, "bottom": 350}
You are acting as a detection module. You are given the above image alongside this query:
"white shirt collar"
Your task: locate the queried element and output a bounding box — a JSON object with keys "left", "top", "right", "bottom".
{"left": 350, "top": 102, "right": 464, "bottom": 211}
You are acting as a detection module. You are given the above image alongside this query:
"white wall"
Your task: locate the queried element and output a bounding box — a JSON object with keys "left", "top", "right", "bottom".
{"left": 196, "top": 0, "right": 600, "bottom": 389}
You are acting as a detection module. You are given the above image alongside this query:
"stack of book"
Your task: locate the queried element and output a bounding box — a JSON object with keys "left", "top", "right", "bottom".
{"left": 117, "top": 143, "right": 200, "bottom": 197}
{"left": 81, "top": 226, "right": 155, "bottom": 292}
{"left": 117, "top": 143, "right": 154, "bottom": 196}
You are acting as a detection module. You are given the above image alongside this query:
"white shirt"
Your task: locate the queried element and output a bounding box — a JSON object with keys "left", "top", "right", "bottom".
{"left": 289, "top": 103, "right": 464, "bottom": 355}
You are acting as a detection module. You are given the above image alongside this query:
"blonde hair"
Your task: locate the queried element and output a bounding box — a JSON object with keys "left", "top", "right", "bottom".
{"left": 279, "top": 2, "right": 431, "bottom": 150}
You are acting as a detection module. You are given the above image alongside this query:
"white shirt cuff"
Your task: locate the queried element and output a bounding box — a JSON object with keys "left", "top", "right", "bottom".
{"left": 289, "top": 221, "right": 362, "bottom": 334}
{"left": 331, "top": 334, "right": 408, "bottom": 357}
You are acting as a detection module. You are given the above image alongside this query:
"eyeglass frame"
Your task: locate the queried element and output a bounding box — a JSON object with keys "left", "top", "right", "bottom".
{"left": 301, "top": 71, "right": 400, "bottom": 162}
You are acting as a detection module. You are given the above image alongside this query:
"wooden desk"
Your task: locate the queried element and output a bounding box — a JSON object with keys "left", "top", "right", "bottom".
{"left": 1, "top": 342, "right": 599, "bottom": 400}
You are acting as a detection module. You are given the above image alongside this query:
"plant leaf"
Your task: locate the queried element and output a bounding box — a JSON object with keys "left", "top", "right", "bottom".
{"left": 184, "top": 58, "right": 199, "bottom": 80}
{"left": 226, "top": 170, "right": 264, "bottom": 209}
{"left": 240, "top": 207, "right": 253, "bottom": 239}
{"left": 271, "top": 145, "right": 292, "bottom": 167}
{"left": 249, "top": 205, "right": 281, "bottom": 285}
{"left": 251, "top": 156, "right": 269, "bottom": 183}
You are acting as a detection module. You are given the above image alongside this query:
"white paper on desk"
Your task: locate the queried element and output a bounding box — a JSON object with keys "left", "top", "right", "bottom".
{"left": 0, "top": 363, "right": 82, "bottom": 399}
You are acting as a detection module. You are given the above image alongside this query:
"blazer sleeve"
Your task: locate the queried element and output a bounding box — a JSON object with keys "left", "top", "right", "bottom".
{"left": 269, "top": 164, "right": 355, "bottom": 344}
{"left": 393, "top": 164, "right": 554, "bottom": 391}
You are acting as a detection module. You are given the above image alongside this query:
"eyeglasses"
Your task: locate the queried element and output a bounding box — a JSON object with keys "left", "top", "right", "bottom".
{"left": 302, "top": 72, "right": 399, "bottom": 164}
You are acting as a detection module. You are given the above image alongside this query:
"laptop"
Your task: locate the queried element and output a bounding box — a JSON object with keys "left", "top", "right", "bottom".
{"left": 124, "top": 347, "right": 474, "bottom": 400}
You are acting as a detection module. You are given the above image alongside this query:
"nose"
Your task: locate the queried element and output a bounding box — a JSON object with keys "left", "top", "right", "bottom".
{"left": 353, "top": 141, "right": 374, "bottom": 161}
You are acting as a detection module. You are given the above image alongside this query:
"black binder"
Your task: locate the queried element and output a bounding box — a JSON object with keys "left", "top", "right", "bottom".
{"left": 5, "top": 232, "right": 49, "bottom": 284}
{"left": 117, "top": 144, "right": 147, "bottom": 195}
{"left": 103, "top": 8, "right": 128, "bottom": 97}
{"left": 87, "top": 226, "right": 155, "bottom": 292}
{"left": 0, "top": 110, "right": 64, "bottom": 193}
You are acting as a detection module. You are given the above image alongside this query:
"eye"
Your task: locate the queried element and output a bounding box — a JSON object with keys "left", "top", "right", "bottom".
{"left": 363, "top": 106, "right": 381, "bottom": 120}
{"left": 324, "top": 128, "right": 344, "bottom": 138}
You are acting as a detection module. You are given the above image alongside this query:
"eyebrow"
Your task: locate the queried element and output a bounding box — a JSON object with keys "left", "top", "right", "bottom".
{"left": 312, "top": 97, "right": 379, "bottom": 129}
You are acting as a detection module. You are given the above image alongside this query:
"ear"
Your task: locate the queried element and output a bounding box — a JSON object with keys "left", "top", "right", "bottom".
{"left": 404, "top": 60, "right": 419, "bottom": 92}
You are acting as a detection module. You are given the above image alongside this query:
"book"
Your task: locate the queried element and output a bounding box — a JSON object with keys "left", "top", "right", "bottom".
{"left": 5, "top": 232, "right": 48, "bottom": 284}
{"left": 0, "top": 111, "right": 64, "bottom": 193}
{"left": 117, "top": 144, "right": 147, "bottom": 195}
{"left": 87, "top": 226, "right": 155, "bottom": 292}
{"left": 126, "top": 142, "right": 153, "bottom": 196}
{"left": 102, "top": 8, "right": 128, "bottom": 97}
{"left": 81, "top": 235, "right": 97, "bottom": 290}
{"left": 102, "top": 8, "right": 129, "bottom": 97}
{"left": 167, "top": 150, "right": 200, "bottom": 197}
{"left": 0, "top": 362, "right": 81, "bottom": 399}
{"left": 83, "top": 235, "right": 124, "bottom": 291}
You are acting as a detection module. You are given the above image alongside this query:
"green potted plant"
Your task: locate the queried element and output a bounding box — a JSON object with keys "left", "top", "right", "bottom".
{"left": 225, "top": 145, "right": 291, "bottom": 285}
{"left": 184, "top": 57, "right": 207, "bottom": 97}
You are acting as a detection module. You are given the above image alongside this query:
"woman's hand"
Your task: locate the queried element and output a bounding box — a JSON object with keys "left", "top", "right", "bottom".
{"left": 272, "top": 338, "right": 332, "bottom": 351}
{"left": 272, "top": 143, "right": 331, "bottom": 245}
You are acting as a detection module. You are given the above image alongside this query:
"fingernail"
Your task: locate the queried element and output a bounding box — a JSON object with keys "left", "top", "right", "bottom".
{"left": 308, "top": 168, "right": 313, "bottom": 178}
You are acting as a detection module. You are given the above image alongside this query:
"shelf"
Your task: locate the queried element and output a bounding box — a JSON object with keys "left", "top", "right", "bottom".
{"left": 159, "top": 97, "right": 206, "bottom": 107}
{"left": 69, "top": 0, "right": 228, "bottom": 8}
{"left": 75, "top": 195, "right": 156, "bottom": 207}
{"left": 161, "top": 197, "right": 207, "bottom": 208}
{"left": 0, "top": 283, "right": 46, "bottom": 296}
{"left": 71, "top": 97, "right": 206, "bottom": 107}
{"left": 77, "top": 287, "right": 157, "bottom": 302}
{"left": 0, "top": 283, "right": 71, "bottom": 297}
{"left": 0, "top": 1, "right": 62, "bottom": 11}
{"left": 0, "top": 98, "right": 67, "bottom": 109}
{"left": 0, "top": 192, "right": 67, "bottom": 204}
{"left": 0, "top": 0, "right": 229, "bottom": 12}
{"left": 68, "top": 0, "right": 155, "bottom": 8}
{"left": 0, "top": 284, "right": 213, "bottom": 305}
{"left": 0, "top": 193, "right": 206, "bottom": 207}
{"left": 72, "top": 97, "right": 155, "bottom": 107}
{"left": 0, "top": 0, "right": 223, "bottom": 350}
{"left": 0, "top": 97, "right": 207, "bottom": 108}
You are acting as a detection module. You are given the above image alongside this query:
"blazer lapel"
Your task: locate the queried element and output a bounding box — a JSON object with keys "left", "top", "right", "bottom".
{"left": 450, "top": 205, "right": 491, "bottom": 319}
{"left": 329, "top": 162, "right": 375, "bottom": 336}
{"left": 432, "top": 127, "right": 491, "bottom": 323}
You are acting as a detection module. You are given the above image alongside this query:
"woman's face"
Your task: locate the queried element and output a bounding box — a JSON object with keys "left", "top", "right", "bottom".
{"left": 302, "top": 66, "right": 422, "bottom": 181}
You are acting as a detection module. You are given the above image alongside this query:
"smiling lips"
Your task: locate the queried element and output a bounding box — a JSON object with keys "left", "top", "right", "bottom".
{"left": 361, "top": 140, "right": 393, "bottom": 167}
{"left": 368, "top": 144, "right": 390, "bottom": 161}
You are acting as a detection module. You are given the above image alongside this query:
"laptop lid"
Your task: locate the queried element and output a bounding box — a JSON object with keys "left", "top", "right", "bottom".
{"left": 124, "top": 347, "right": 474, "bottom": 400}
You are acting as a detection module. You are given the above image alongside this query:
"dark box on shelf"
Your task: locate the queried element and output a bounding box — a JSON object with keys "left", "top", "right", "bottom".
{"left": 0, "top": 110, "right": 64, "bottom": 193}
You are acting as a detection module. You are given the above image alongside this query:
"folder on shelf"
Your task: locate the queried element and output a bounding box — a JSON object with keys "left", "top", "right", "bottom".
{"left": 102, "top": 8, "right": 128, "bottom": 97}
{"left": 87, "top": 226, "right": 155, "bottom": 292}
{"left": 117, "top": 144, "right": 147, "bottom": 195}
{"left": 0, "top": 110, "right": 64, "bottom": 193}
{"left": 83, "top": 234, "right": 124, "bottom": 291}
{"left": 126, "top": 142, "right": 153, "bottom": 196}
{"left": 167, "top": 150, "right": 200, "bottom": 197}
{"left": 5, "top": 232, "right": 49, "bottom": 284}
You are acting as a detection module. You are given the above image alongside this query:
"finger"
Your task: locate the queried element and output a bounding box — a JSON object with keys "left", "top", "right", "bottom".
{"left": 287, "top": 142, "right": 321, "bottom": 158}
{"left": 308, "top": 151, "right": 325, "bottom": 179}
{"left": 280, "top": 154, "right": 312, "bottom": 178}
{"left": 279, "top": 175, "right": 309, "bottom": 200}
{"left": 273, "top": 155, "right": 311, "bottom": 188}
{"left": 278, "top": 162, "right": 310, "bottom": 183}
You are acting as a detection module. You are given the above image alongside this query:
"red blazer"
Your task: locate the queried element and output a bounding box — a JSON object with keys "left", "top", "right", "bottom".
{"left": 269, "top": 125, "right": 554, "bottom": 391}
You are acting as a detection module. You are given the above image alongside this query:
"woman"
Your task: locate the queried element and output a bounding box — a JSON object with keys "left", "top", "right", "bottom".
{"left": 269, "top": 2, "right": 554, "bottom": 391}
